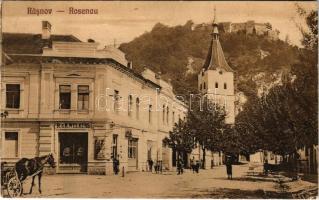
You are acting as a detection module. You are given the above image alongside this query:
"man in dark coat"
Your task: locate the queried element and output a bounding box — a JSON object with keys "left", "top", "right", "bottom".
{"left": 113, "top": 155, "right": 120, "bottom": 175}
{"left": 226, "top": 156, "right": 233, "bottom": 179}
{"left": 177, "top": 158, "right": 184, "bottom": 175}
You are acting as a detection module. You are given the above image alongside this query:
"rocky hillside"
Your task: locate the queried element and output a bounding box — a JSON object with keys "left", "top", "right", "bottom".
{"left": 119, "top": 20, "right": 300, "bottom": 101}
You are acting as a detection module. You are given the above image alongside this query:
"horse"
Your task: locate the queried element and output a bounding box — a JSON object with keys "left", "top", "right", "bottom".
{"left": 15, "top": 153, "right": 56, "bottom": 195}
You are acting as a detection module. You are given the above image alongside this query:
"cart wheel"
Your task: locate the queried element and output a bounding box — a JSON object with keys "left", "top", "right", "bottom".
{"left": 7, "top": 176, "right": 22, "bottom": 198}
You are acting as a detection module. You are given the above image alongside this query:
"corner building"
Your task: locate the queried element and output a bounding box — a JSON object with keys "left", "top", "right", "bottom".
{"left": 1, "top": 21, "right": 186, "bottom": 174}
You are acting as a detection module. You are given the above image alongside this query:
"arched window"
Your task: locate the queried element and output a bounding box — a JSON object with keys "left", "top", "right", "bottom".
{"left": 172, "top": 111, "right": 175, "bottom": 125}
{"left": 215, "top": 82, "right": 219, "bottom": 88}
{"left": 200, "top": 84, "right": 202, "bottom": 90}
{"left": 166, "top": 106, "right": 169, "bottom": 124}
{"left": 149, "top": 105, "right": 152, "bottom": 124}
{"left": 162, "top": 105, "right": 166, "bottom": 124}
{"left": 128, "top": 95, "right": 133, "bottom": 116}
{"left": 136, "top": 98, "right": 140, "bottom": 119}
{"left": 203, "top": 82, "right": 206, "bottom": 89}
{"left": 224, "top": 83, "right": 227, "bottom": 89}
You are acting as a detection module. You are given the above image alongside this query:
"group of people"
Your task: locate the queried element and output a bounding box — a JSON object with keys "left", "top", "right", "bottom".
{"left": 177, "top": 157, "right": 201, "bottom": 175}
{"left": 112, "top": 154, "right": 234, "bottom": 179}
{"left": 147, "top": 159, "right": 163, "bottom": 173}
{"left": 190, "top": 157, "right": 201, "bottom": 173}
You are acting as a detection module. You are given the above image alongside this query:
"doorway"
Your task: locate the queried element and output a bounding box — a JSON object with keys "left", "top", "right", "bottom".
{"left": 128, "top": 138, "right": 138, "bottom": 171}
{"left": 58, "top": 132, "right": 88, "bottom": 173}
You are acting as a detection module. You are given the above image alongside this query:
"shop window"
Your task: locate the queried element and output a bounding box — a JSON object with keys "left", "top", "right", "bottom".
{"left": 59, "top": 85, "right": 71, "bottom": 109}
{"left": 78, "top": 85, "right": 89, "bottom": 110}
{"left": 6, "top": 84, "right": 20, "bottom": 109}
{"left": 3, "top": 132, "right": 18, "bottom": 158}
{"left": 94, "top": 138, "right": 106, "bottom": 160}
{"left": 148, "top": 105, "right": 152, "bottom": 124}
{"left": 128, "top": 138, "right": 138, "bottom": 159}
{"left": 128, "top": 95, "right": 133, "bottom": 117}
{"left": 136, "top": 98, "right": 140, "bottom": 119}
{"left": 114, "top": 90, "right": 120, "bottom": 113}
{"left": 112, "top": 134, "right": 118, "bottom": 158}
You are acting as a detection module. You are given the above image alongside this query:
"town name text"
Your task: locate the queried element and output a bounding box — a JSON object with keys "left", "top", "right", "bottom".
{"left": 27, "top": 7, "right": 98, "bottom": 15}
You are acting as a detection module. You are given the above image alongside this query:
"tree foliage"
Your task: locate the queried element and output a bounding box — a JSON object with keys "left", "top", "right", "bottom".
{"left": 236, "top": 9, "right": 318, "bottom": 157}
{"left": 119, "top": 20, "right": 299, "bottom": 99}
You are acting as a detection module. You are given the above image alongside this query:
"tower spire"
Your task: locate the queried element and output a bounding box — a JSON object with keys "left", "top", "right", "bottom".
{"left": 202, "top": 6, "right": 233, "bottom": 72}
{"left": 213, "top": 6, "right": 217, "bottom": 24}
{"left": 212, "top": 6, "right": 219, "bottom": 40}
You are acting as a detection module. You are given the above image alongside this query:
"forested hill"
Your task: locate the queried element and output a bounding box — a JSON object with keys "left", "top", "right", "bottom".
{"left": 119, "top": 20, "right": 300, "bottom": 98}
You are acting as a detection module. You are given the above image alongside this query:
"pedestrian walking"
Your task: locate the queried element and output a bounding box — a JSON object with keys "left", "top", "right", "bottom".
{"left": 190, "top": 156, "right": 195, "bottom": 173}
{"left": 177, "top": 158, "right": 184, "bottom": 175}
{"left": 195, "top": 160, "right": 200, "bottom": 173}
{"left": 226, "top": 156, "right": 233, "bottom": 179}
{"left": 148, "top": 159, "right": 153, "bottom": 172}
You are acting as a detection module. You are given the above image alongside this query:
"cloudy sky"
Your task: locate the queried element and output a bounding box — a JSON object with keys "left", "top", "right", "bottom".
{"left": 2, "top": 1, "right": 317, "bottom": 47}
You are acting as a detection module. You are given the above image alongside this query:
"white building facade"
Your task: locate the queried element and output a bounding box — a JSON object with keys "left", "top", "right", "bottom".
{"left": 1, "top": 21, "right": 186, "bottom": 174}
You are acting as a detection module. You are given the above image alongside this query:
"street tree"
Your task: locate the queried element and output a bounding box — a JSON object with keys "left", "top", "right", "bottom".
{"left": 188, "top": 98, "right": 229, "bottom": 168}
{"left": 163, "top": 118, "right": 194, "bottom": 161}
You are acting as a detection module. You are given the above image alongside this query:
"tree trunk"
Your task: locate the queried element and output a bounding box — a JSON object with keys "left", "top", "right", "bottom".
{"left": 202, "top": 147, "right": 206, "bottom": 169}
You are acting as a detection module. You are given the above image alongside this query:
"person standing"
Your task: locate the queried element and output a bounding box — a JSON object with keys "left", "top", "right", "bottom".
{"left": 148, "top": 159, "right": 153, "bottom": 172}
{"left": 190, "top": 156, "right": 195, "bottom": 173}
{"left": 195, "top": 160, "right": 200, "bottom": 173}
{"left": 226, "top": 156, "right": 233, "bottom": 179}
{"left": 177, "top": 158, "right": 184, "bottom": 175}
{"left": 113, "top": 155, "right": 120, "bottom": 175}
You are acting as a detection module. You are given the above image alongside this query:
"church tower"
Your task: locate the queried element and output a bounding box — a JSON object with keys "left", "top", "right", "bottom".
{"left": 198, "top": 9, "right": 235, "bottom": 124}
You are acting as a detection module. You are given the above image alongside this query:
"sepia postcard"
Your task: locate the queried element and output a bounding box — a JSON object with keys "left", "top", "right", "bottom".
{"left": 0, "top": 1, "right": 318, "bottom": 198}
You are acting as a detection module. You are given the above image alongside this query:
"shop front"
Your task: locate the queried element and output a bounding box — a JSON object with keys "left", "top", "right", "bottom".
{"left": 58, "top": 132, "right": 88, "bottom": 173}
{"left": 54, "top": 122, "right": 92, "bottom": 174}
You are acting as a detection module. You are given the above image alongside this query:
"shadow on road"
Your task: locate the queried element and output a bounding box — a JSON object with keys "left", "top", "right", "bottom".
{"left": 188, "top": 188, "right": 292, "bottom": 199}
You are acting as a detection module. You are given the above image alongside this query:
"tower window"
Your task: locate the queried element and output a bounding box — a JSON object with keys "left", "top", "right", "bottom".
{"left": 148, "top": 105, "right": 152, "bottom": 124}
{"left": 128, "top": 95, "right": 133, "bottom": 116}
{"left": 136, "top": 98, "right": 140, "bottom": 119}
{"left": 215, "top": 82, "right": 219, "bottom": 88}
{"left": 163, "top": 105, "right": 166, "bottom": 124}
{"left": 224, "top": 83, "right": 227, "bottom": 89}
{"left": 202, "top": 71, "right": 204, "bottom": 76}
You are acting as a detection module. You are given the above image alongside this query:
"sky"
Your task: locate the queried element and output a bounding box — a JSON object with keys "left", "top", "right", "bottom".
{"left": 2, "top": 1, "right": 317, "bottom": 47}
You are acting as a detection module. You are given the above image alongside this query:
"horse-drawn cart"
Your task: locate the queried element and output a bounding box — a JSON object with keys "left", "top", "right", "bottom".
{"left": 1, "top": 163, "right": 23, "bottom": 197}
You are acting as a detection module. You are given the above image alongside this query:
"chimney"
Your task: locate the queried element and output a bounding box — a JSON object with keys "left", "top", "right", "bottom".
{"left": 42, "top": 21, "right": 51, "bottom": 40}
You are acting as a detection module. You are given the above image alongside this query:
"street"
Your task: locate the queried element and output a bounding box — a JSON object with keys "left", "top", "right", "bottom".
{"left": 10, "top": 164, "right": 318, "bottom": 198}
